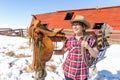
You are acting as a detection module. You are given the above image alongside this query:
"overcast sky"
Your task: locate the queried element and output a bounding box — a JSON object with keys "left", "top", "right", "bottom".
{"left": 0, "top": 0, "right": 120, "bottom": 28}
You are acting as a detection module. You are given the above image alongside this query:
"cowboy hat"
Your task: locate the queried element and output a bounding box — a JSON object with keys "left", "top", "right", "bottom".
{"left": 70, "top": 15, "right": 90, "bottom": 29}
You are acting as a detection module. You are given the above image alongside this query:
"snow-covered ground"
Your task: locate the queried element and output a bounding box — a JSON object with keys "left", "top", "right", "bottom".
{"left": 89, "top": 44, "right": 120, "bottom": 80}
{"left": 0, "top": 35, "right": 120, "bottom": 80}
{"left": 0, "top": 35, "right": 65, "bottom": 80}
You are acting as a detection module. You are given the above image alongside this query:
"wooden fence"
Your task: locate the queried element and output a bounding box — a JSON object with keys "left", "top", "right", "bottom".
{"left": 62, "top": 29, "right": 120, "bottom": 44}
{"left": 0, "top": 28, "right": 120, "bottom": 44}
{"left": 106, "top": 30, "right": 120, "bottom": 44}
{"left": 0, "top": 28, "right": 28, "bottom": 37}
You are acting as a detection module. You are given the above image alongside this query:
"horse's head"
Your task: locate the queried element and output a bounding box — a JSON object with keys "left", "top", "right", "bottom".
{"left": 28, "top": 15, "right": 44, "bottom": 45}
{"left": 33, "top": 28, "right": 44, "bottom": 43}
{"left": 32, "top": 15, "right": 42, "bottom": 29}
{"left": 33, "top": 20, "right": 41, "bottom": 28}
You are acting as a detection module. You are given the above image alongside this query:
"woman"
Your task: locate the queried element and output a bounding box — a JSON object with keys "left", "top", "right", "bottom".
{"left": 63, "top": 15, "right": 99, "bottom": 80}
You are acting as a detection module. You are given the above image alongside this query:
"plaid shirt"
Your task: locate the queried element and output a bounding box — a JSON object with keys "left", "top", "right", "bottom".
{"left": 63, "top": 36, "right": 96, "bottom": 80}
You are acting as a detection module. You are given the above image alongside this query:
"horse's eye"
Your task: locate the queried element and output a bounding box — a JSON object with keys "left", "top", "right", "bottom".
{"left": 37, "top": 32, "right": 40, "bottom": 35}
{"left": 33, "top": 28, "right": 36, "bottom": 31}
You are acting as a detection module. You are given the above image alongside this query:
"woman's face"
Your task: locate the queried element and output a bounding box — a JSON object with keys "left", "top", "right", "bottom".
{"left": 71, "top": 22, "right": 84, "bottom": 35}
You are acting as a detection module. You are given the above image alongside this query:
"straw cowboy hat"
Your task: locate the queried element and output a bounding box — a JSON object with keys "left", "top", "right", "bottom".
{"left": 70, "top": 15, "right": 91, "bottom": 29}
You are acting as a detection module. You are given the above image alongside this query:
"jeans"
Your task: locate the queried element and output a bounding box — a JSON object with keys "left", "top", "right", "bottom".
{"left": 65, "top": 76, "right": 88, "bottom": 80}
{"left": 65, "top": 76, "right": 73, "bottom": 80}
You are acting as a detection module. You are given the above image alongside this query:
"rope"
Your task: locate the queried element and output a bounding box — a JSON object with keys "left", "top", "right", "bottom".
{"left": 35, "top": 41, "right": 42, "bottom": 80}
{"left": 81, "top": 31, "right": 108, "bottom": 68}
{"left": 81, "top": 36, "right": 90, "bottom": 67}
{"left": 81, "top": 36, "right": 96, "bottom": 67}
{"left": 35, "top": 41, "right": 47, "bottom": 80}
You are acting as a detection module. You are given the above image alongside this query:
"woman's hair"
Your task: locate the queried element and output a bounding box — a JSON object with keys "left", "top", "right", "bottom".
{"left": 79, "top": 22, "right": 86, "bottom": 29}
{"left": 71, "top": 21, "right": 87, "bottom": 34}
{"left": 78, "top": 22, "right": 86, "bottom": 34}
{"left": 71, "top": 21, "right": 87, "bottom": 28}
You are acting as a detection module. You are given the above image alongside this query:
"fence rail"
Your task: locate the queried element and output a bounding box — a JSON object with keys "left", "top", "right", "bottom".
{"left": 0, "top": 28, "right": 28, "bottom": 37}
{"left": 62, "top": 29, "right": 120, "bottom": 44}
{"left": 0, "top": 28, "right": 120, "bottom": 44}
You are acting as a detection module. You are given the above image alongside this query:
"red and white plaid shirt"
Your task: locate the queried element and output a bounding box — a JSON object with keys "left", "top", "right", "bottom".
{"left": 63, "top": 36, "right": 96, "bottom": 80}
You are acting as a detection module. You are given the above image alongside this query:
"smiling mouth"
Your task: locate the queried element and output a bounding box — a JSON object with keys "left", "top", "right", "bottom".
{"left": 73, "top": 29, "right": 79, "bottom": 32}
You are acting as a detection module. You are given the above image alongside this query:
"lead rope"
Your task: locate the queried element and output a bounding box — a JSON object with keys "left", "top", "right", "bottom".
{"left": 39, "top": 40, "right": 47, "bottom": 80}
{"left": 35, "top": 41, "right": 41, "bottom": 80}
{"left": 35, "top": 40, "right": 46, "bottom": 80}
{"left": 81, "top": 36, "right": 98, "bottom": 76}
{"left": 81, "top": 36, "right": 92, "bottom": 67}
{"left": 81, "top": 36, "right": 97, "bottom": 67}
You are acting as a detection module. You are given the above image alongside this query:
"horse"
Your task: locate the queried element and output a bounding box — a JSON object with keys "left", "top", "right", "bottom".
{"left": 28, "top": 15, "right": 66, "bottom": 80}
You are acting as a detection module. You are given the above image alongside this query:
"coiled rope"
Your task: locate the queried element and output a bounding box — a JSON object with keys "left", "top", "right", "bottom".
{"left": 81, "top": 36, "right": 96, "bottom": 67}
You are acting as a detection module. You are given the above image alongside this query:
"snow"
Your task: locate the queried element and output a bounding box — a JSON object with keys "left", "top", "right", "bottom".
{"left": 0, "top": 35, "right": 120, "bottom": 80}
{"left": 90, "top": 44, "right": 120, "bottom": 80}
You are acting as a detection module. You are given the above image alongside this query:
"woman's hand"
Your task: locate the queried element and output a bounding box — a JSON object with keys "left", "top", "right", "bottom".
{"left": 81, "top": 41, "right": 99, "bottom": 58}
{"left": 81, "top": 41, "right": 90, "bottom": 49}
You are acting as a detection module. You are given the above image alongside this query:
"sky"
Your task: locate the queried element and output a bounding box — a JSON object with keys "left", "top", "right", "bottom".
{"left": 0, "top": 0, "right": 120, "bottom": 28}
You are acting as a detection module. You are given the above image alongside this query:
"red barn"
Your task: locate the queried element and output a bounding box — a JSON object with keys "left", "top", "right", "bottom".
{"left": 30, "top": 6, "right": 120, "bottom": 30}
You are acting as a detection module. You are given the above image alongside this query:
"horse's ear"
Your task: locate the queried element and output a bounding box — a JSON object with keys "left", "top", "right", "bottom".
{"left": 32, "top": 15, "right": 37, "bottom": 20}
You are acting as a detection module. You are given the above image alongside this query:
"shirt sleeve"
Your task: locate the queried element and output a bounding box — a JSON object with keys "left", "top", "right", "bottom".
{"left": 65, "top": 38, "right": 72, "bottom": 51}
{"left": 89, "top": 36, "right": 97, "bottom": 48}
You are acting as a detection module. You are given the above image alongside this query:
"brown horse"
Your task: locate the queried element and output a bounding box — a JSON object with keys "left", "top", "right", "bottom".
{"left": 28, "top": 15, "right": 66, "bottom": 80}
